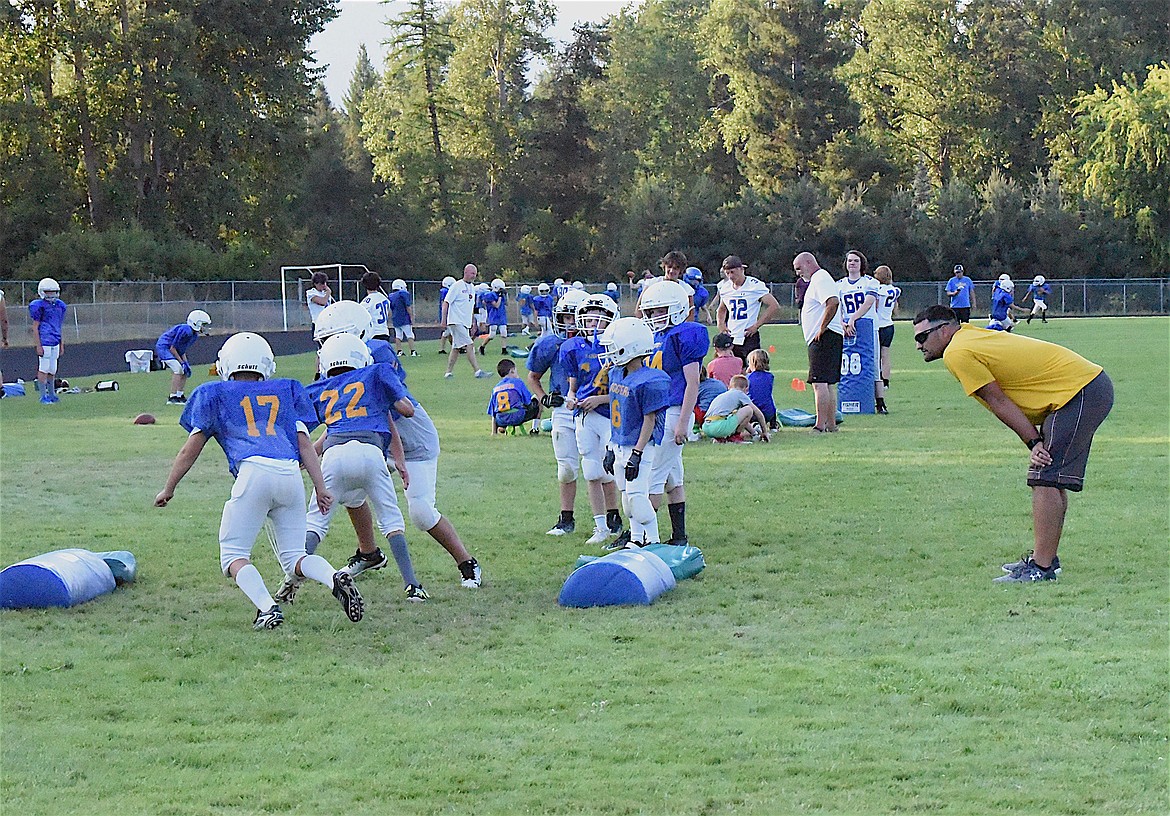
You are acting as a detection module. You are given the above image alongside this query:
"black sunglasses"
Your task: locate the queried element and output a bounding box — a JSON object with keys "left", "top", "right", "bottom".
{"left": 914, "top": 324, "right": 947, "bottom": 345}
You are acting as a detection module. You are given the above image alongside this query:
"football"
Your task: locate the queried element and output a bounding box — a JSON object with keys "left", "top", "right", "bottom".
{"left": 133, "top": 413, "right": 156, "bottom": 425}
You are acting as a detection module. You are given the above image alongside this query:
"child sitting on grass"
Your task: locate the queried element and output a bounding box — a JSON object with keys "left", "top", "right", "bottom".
{"left": 705, "top": 332, "right": 743, "bottom": 386}
{"left": 488, "top": 358, "right": 540, "bottom": 434}
{"left": 702, "top": 374, "right": 770, "bottom": 443}
{"left": 746, "top": 349, "right": 777, "bottom": 430}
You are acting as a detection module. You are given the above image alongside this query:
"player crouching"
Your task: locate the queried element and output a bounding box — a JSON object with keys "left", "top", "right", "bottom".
{"left": 154, "top": 332, "right": 363, "bottom": 630}
{"left": 599, "top": 318, "right": 671, "bottom": 549}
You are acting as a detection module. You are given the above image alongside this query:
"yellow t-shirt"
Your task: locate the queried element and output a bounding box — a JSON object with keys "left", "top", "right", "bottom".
{"left": 942, "top": 325, "right": 1103, "bottom": 424}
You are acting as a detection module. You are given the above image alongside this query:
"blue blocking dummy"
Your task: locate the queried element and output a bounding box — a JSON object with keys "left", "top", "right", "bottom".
{"left": 0, "top": 549, "right": 137, "bottom": 609}
{"left": 559, "top": 548, "right": 677, "bottom": 608}
{"left": 838, "top": 317, "right": 877, "bottom": 414}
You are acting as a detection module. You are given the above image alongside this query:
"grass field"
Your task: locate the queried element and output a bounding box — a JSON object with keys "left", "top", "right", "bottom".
{"left": 1, "top": 317, "right": 1167, "bottom": 815}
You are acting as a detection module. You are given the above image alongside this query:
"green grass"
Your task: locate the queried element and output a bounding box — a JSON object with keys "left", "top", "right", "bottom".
{"left": 1, "top": 318, "right": 1167, "bottom": 815}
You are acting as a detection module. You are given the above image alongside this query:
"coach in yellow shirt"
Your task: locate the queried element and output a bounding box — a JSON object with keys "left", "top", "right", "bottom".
{"left": 913, "top": 305, "right": 1114, "bottom": 583}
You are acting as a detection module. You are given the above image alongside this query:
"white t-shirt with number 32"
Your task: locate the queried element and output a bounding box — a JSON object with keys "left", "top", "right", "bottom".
{"left": 717, "top": 276, "right": 770, "bottom": 344}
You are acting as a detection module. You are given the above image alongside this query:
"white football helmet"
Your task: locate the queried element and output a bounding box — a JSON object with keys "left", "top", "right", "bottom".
{"left": 38, "top": 277, "right": 60, "bottom": 300}
{"left": 491, "top": 278, "right": 505, "bottom": 291}
{"left": 600, "top": 317, "right": 655, "bottom": 367}
{"left": 571, "top": 281, "right": 584, "bottom": 290}
{"left": 640, "top": 280, "right": 690, "bottom": 332}
{"left": 575, "top": 293, "right": 620, "bottom": 334}
{"left": 520, "top": 284, "right": 532, "bottom": 295}
{"left": 606, "top": 282, "right": 618, "bottom": 292}
{"left": 314, "top": 300, "right": 374, "bottom": 342}
{"left": 997, "top": 274, "right": 1014, "bottom": 292}
{"left": 186, "top": 309, "right": 211, "bottom": 334}
{"left": 318, "top": 332, "right": 373, "bottom": 375}
{"left": 442, "top": 276, "right": 456, "bottom": 289}
{"left": 391, "top": 278, "right": 407, "bottom": 291}
{"left": 554, "top": 277, "right": 565, "bottom": 287}
{"left": 553, "top": 290, "right": 589, "bottom": 338}
{"left": 217, "top": 332, "right": 276, "bottom": 381}
{"left": 475, "top": 282, "right": 490, "bottom": 294}
{"left": 1033, "top": 275, "right": 1045, "bottom": 287}
{"left": 537, "top": 282, "right": 551, "bottom": 295}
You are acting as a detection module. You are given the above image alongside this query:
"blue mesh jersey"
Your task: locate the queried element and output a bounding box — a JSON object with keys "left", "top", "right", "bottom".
{"left": 155, "top": 323, "right": 199, "bottom": 360}
{"left": 560, "top": 335, "right": 611, "bottom": 418}
{"left": 367, "top": 338, "right": 407, "bottom": 383}
{"left": 389, "top": 290, "right": 413, "bottom": 327}
{"left": 1026, "top": 283, "right": 1050, "bottom": 302}
{"left": 608, "top": 365, "right": 671, "bottom": 447}
{"left": 29, "top": 298, "right": 68, "bottom": 345}
{"left": 532, "top": 294, "right": 554, "bottom": 317}
{"left": 484, "top": 291, "right": 508, "bottom": 325}
{"left": 648, "top": 321, "right": 710, "bottom": 407}
{"left": 692, "top": 283, "right": 710, "bottom": 311}
{"left": 604, "top": 289, "right": 620, "bottom": 304}
{"left": 748, "top": 370, "right": 776, "bottom": 416}
{"left": 307, "top": 363, "right": 410, "bottom": 436}
{"left": 838, "top": 275, "right": 880, "bottom": 320}
{"left": 517, "top": 291, "right": 533, "bottom": 316}
{"left": 487, "top": 375, "right": 535, "bottom": 426}
{"left": 991, "top": 287, "right": 1014, "bottom": 321}
{"left": 180, "top": 378, "right": 319, "bottom": 476}
{"left": 527, "top": 333, "right": 570, "bottom": 397}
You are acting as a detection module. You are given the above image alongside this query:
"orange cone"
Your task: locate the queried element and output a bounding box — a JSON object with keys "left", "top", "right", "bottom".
{"left": 768, "top": 345, "right": 776, "bottom": 353}
{"left": 791, "top": 378, "right": 806, "bottom": 392}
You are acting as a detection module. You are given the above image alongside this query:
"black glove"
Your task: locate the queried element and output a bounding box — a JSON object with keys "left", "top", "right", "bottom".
{"left": 602, "top": 448, "right": 615, "bottom": 475}
{"left": 625, "top": 449, "right": 643, "bottom": 481}
{"left": 542, "top": 392, "right": 565, "bottom": 408}
{"left": 530, "top": 396, "right": 540, "bottom": 410}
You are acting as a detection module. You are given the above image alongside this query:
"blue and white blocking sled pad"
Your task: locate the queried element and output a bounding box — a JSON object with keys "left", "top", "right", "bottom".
{"left": 559, "top": 543, "right": 706, "bottom": 608}
{"left": 0, "top": 549, "right": 137, "bottom": 609}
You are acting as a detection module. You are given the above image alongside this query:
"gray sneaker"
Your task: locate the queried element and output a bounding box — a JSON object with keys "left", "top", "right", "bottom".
{"left": 273, "top": 574, "right": 304, "bottom": 604}
{"left": 474, "top": 370, "right": 491, "bottom": 378}
{"left": 1002, "top": 552, "right": 1061, "bottom": 574}
{"left": 993, "top": 559, "right": 1058, "bottom": 583}
{"left": 253, "top": 605, "right": 284, "bottom": 630}
{"left": 345, "top": 547, "right": 388, "bottom": 578}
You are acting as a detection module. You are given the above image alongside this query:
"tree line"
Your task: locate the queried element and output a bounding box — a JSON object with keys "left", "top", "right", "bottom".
{"left": 2, "top": 0, "right": 1167, "bottom": 284}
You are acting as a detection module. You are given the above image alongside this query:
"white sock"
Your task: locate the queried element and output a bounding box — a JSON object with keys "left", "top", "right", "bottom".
{"left": 297, "top": 554, "right": 339, "bottom": 587}
{"left": 593, "top": 514, "right": 607, "bottom": 532}
{"left": 234, "top": 564, "right": 276, "bottom": 610}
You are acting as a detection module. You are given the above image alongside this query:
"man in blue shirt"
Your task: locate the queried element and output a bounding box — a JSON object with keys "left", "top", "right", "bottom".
{"left": 29, "top": 277, "right": 67, "bottom": 404}
{"left": 945, "top": 264, "right": 976, "bottom": 323}
{"left": 156, "top": 309, "right": 211, "bottom": 405}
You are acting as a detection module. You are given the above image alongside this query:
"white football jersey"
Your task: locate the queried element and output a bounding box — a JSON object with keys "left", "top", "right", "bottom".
{"left": 873, "top": 284, "right": 901, "bottom": 327}
{"left": 717, "top": 276, "right": 770, "bottom": 343}
{"left": 361, "top": 291, "right": 392, "bottom": 335}
{"left": 837, "top": 275, "right": 880, "bottom": 320}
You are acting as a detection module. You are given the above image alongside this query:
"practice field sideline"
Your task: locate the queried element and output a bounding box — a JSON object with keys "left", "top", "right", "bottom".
{"left": 1, "top": 318, "right": 1166, "bottom": 815}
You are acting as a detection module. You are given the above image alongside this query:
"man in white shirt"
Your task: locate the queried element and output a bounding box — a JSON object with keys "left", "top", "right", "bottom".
{"left": 442, "top": 264, "right": 489, "bottom": 379}
{"left": 305, "top": 272, "right": 333, "bottom": 331}
{"left": 794, "top": 251, "right": 843, "bottom": 433}
{"left": 716, "top": 255, "right": 779, "bottom": 365}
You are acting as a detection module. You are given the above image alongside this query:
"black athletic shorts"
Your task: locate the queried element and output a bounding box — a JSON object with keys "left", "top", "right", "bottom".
{"left": 878, "top": 324, "right": 894, "bottom": 348}
{"left": 732, "top": 332, "right": 761, "bottom": 366}
{"left": 807, "top": 331, "right": 843, "bottom": 384}
{"left": 1027, "top": 371, "right": 1113, "bottom": 492}
{"left": 953, "top": 307, "right": 971, "bottom": 323}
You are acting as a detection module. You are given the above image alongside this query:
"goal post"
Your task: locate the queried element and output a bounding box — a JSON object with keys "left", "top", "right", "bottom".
{"left": 279, "top": 263, "right": 373, "bottom": 331}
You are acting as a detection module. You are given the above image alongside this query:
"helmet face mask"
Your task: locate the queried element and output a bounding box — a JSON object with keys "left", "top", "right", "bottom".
{"left": 38, "top": 277, "right": 60, "bottom": 300}
{"left": 491, "top": 278, "right": 505, "bottom": 291}
{"left": 639, "top": 280, "right": 689, "bottom": 331}
{"left": 599, "top": 317, "right": 655, "bottom": 367}
{"left": 217, "top": 332, "right": 276, "bottom": 381}
{"left": 997, "top": 274, "right": 1014, "bottom": 292}
{"left": 537, "top": 283, "right": 551, "bottom": 295}
{"left": 520, "top": 284, "right": 532, "bottom": 295}
{"left": 1033, "top": 275, "right": 1045, "bottom": 286}
{"left": 391, "top": 279, "right": 407, "bottom": 291}
{"left": 553, "top": 290, "right": 588, "bottom": 338}
{"left": 318, "top": 332, "right": 372, "bottom": 376}
{"left": 187, "top": 309, "right": 212, "bottom": 334}
{"left": 575, "top": 294, "right": 619, "bottom": 335}
{"left": 314, "top": 301, "right": 374, "bottom": 342}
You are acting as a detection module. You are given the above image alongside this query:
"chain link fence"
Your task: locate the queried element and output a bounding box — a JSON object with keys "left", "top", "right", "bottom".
{"left": 1, "top": 277, "right": 1165, "bottom": 343}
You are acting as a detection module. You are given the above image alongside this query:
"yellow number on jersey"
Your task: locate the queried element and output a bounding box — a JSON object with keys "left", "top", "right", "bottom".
{"left": 611, "top": 399, "right": 622, "bottom": 429}
{"left": 648, "top": 350, "right": 664, "bottom": 370}
{"left": 495, "top": 391, "right": 513, "bottom": 412}
{"left": 319, "top": 382, "right": 368, "bottom": 425}
{"left": 240, "top": 395, "right": 281, "bottom": 437}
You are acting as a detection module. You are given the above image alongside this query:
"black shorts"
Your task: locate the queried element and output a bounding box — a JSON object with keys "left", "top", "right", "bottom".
{"left": 878, "top": 325, "right": 894, "bottom": 348}
{"left": 807, "top": 331, "right": 843, "bottom": 384}
{"left": 1028, "top": 371, "right": 1113, "bottom": 492}
{"left": 732, "top": 332, "right": 761, "bottom": 366}
{"left": 953, "top": 307, "right": 971, "bottom": 323}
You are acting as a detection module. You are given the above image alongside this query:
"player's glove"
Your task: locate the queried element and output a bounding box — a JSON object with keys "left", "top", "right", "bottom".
{"left": 602, "top": 448, "right": 615, "bottom": 475}
{"left": 625, "top": 449, "right": 643, "bottom": 481}
{"left": 542, "top": 392, "right": 565, "bottom": 408}
{"left": 180, "top": 361, "right": 192, "bottom": 378}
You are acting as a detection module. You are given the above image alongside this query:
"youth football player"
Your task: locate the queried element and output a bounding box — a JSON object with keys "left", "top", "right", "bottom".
{"left": 532, "top": 283, "right": 555, "bottom": 336}
{"left": 360, "top": 271, "right": 393, "bottom": 341}
{"left": 488, "top": 358, "right": 540, "bottom": 434}
{"left": 388, "top": 278, "right": 417, "bottom": 357}
{"left": 29, "top": 277, "right": 67, "bottom": 404}
{"left": 156, "top": 309, "right": 211, "bottom": 405}
{"left": 479, "top": 278, "right": 510, "bottom": 356}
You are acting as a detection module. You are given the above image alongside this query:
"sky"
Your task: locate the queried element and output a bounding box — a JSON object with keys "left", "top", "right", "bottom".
{"left": 310, "top": 0, "right": 629, "bottom": 107}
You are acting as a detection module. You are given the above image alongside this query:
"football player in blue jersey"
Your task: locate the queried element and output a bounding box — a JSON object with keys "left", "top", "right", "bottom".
{"left": 640, "top": 279, "right": 710, "bottom": 548}
{"left": 561, "top": 294, "right": 625, "bottom": 546}
{"left": 528, "top": 290, "right": 586, "bottom": 535}
{"left": 988, "top": 275, "right": 1028, "bottom": 331}
{"left": 388, "top": 278, "right": 418, "bottom": 357}
{"left": 517, "top": 284, "right": 537, "bottom": 336}
{"left": 156, "top": 309, "right": 211, "bottom": 405}
{"left": 685, "top": 267, "right": 712, "bottom": 324}
{"left": 478, "top": 278, "right": 510, "bottom": 356}
{"left": 154, "top": 332, "right": 363, "bottom": 631}
{"left": 488, "top": 358, "right": 540, "bottom": 434}
{"left": 1024, "top": 275, "right": 1051, "bottom": 324}
{"left": 29, "top": 277, "right": 67, "bottom": 404}
{"left": 302, "top": 333, "right": 429, "bottom": 603}
{"left": 532, "top": 283, "right": 555, "bottom": 335}
{"left": 599, "top": 318, "right": 672, "bottom": 548}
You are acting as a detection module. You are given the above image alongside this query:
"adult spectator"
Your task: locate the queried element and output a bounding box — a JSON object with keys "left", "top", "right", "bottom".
{"left": 945, "top": 264, "right": 976, "bottom": 323}
{"left": 793, "top": 252, "right": 843, "bottom": 433}
{"left": 716, "top": 255, "right": 780, "bottom": 366}
{"left": 305, "top": 272, "right": 333, "bottom": 332}
{"left": 912, "top": 305, "right": 1113, "bottom": 583}
{"left": 442, "top": 264, "right": 490, "bottom": 379}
